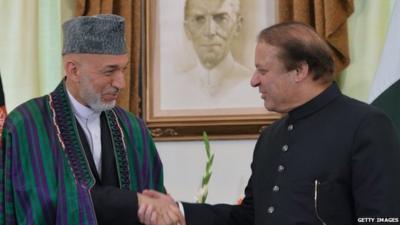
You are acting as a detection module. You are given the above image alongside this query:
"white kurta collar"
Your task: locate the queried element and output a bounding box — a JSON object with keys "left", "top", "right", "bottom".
{"left": 67, "top": 90, "right": 101, "bottom": 120}
{"left": 194, "top": 53, "right": 236, "bottom": 95}
{"left": 66, "top": 89, "right": 102, "bottom": 176}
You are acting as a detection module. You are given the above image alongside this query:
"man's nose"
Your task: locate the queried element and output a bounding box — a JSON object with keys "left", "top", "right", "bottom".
{"left": 112, "top": 71, "right": 126, "bottom": 90}
{"left": 250, "top": 72, "right": 260, "bottom": 87}
{"left": 204, "top": 18, "right": 217, "bottom": 36}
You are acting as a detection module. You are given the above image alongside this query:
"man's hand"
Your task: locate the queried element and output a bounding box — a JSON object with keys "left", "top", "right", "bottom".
{"left": 137, "top": 190, "right": 185, "bottom": 225}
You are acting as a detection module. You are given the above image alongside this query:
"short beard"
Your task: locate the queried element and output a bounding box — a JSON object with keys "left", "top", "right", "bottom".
{"left": 79, "top": 76, "right": 116, "bottom": 112}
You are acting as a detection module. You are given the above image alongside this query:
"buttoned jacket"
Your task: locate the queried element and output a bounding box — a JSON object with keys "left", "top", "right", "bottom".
{"left": 183, "top": 83, "right": 400, "bottom": 225}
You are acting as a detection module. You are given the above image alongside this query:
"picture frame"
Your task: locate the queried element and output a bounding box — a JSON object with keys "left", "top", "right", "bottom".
{"left": 143, "top": 0, "right": 280, "bottom": 140}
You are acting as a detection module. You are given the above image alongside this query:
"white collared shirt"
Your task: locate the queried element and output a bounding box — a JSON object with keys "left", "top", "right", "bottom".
{"left": 67, "top": 90, "right": 102, "bottom": 176}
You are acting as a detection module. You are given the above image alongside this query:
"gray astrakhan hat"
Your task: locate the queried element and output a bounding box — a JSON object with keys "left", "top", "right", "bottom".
{"left": 62, "top": 14, "right": 127, "bottom": 55}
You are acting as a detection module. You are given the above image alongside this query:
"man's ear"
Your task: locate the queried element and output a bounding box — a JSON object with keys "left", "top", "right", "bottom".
{"left": 63, "top": 58, "right": 80, "bottom": 82}
{"left": 293, "top": 61, "right": 309, "bottom": 82}
{"left": 233, "top": 15, "right": 243, "bottom": 38}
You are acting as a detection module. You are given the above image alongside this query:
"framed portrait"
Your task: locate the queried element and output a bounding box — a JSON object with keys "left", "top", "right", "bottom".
{"left": 144, "top": 0, "right": 280, "bottom": 140}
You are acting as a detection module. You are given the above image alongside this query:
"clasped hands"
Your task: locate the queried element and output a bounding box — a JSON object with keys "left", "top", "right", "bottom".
{"left": 138, "top": 190, "right": 186, "bottom": 225}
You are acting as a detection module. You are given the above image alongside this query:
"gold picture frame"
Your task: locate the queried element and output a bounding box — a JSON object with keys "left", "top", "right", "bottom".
{"left": 143, "top": 0, "right": 280, "bottom": 140}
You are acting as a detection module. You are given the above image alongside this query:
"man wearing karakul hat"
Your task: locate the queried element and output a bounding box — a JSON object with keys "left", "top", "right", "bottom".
{"left": 0, "top": 14, "right": 182, "bottom": 225}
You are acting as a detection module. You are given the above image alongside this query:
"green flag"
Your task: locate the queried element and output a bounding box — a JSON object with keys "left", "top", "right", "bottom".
{"left": 369, "top": 0, "right": 400, "bottom": 138}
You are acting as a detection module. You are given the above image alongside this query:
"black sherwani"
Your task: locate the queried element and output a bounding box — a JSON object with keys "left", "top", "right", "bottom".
{"left": 183, "top": 83, "right": 400, "bottom": 225}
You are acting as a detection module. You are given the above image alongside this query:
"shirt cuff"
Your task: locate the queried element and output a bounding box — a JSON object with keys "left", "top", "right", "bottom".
{"left": 177, "top": 201, "right": 186, "bottom": 218}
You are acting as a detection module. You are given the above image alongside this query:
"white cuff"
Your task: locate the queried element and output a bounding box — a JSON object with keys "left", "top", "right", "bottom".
{"left": 177, "top": 201, "right": 186, "bottom": 218}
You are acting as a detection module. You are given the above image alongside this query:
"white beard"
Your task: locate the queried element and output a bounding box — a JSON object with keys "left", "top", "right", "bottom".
{"left": 79, "top": 75, "right": 117, "bottom": 112}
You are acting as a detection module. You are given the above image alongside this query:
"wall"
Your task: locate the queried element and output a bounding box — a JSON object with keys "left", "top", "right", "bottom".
{"left": 157, "top": 140, "right": 256, "bottom": 204}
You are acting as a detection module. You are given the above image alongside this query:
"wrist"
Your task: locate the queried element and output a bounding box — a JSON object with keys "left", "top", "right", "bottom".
{"left": 137, "top": 193, "right": 143, "bottom": 207}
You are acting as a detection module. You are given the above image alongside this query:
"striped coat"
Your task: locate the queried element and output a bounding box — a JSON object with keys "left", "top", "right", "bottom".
{"left": 0, "top": 81, "right": 164, "bottom": 225}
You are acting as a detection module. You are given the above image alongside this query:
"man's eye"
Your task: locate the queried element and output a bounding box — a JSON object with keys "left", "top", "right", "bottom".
{"left": 213, "top": 14, "right": 229, "bottom": 24}
{"left": 258, "top": 70, "right": 268, "bottom": 75}
{"left": 193, "top": 16, "right": 206, "bottom": 24}
{"left": 103, "top": 70, "right": 114, "bottom": 76}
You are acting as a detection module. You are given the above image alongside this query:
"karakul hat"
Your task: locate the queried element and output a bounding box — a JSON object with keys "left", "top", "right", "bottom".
{"left": 62, "top": 14, "right": 127, "bottom": 55}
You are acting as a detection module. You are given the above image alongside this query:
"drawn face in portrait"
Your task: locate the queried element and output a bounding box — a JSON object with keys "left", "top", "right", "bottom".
{"left": 184, "top": 0, "right": 243, "bottom": 70}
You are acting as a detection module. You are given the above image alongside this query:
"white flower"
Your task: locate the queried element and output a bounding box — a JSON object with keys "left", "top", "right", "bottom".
{"left": 194, "top": 132, "right": 214, "bottom": 203}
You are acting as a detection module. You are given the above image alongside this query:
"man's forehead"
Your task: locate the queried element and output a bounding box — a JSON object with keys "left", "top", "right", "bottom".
{"left": 255, "top": 43, "right": 281, "bottom": 63}
{"left": 187, "top": 0, "right": 238, "bottom": 15}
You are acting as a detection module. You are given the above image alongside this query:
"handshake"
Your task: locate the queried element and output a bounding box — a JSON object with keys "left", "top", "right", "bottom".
{"left": 137, "top": 190, "right": 186, "bottom": 225}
